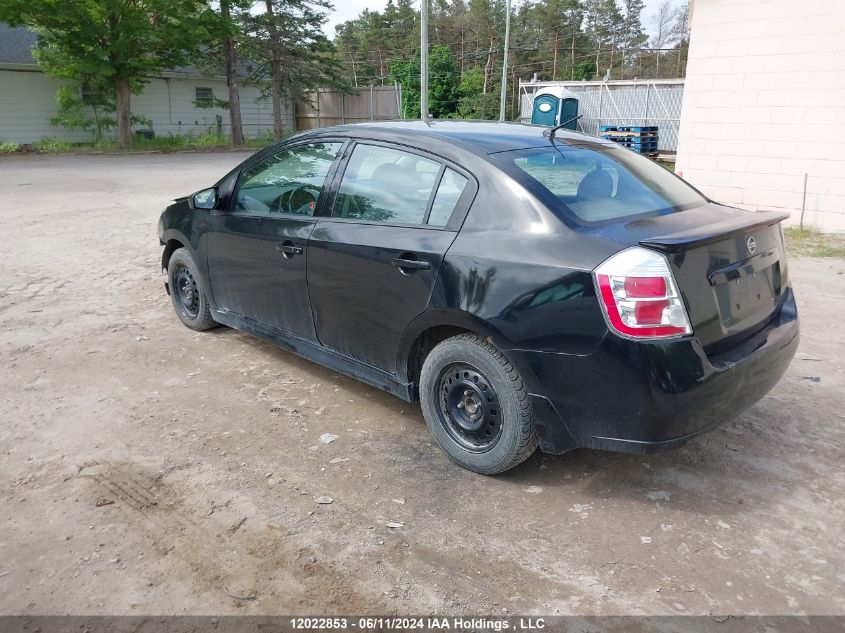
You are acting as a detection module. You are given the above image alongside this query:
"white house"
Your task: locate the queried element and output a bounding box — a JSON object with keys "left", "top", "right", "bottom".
{"left": 0, "top": 24, "right": 293, "bottom": 144}
{"left": 675, "top": 0, "right": 845, "bottom": 232}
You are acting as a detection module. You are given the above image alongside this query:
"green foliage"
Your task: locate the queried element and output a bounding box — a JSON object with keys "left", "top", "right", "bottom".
{"left": 389, "top": 57, "right": 421, "bottom": 119}
{"left": 456, "top": 68, "right": 498, "bottom": 119}
{"left": 458, "top": 69, "right": 485, "bottom": 100}
{"left": 428, "top": 46, "right": 459, "bottom": 118}
{"left": 49, "top": 84, "right": 150, "bottom": 141}
{"left": 390, "top": 45, "right": 459, "bottom": 119}
{"left": 193, "top": 97, "right": 231, "bottom": 110}
{"left": 0, "top": 0, "right": 215, "bottom": 85}
{"left": 336, "top": 0, "right": 691, "bottom": 116}
{"left": 0, "top": 0, "right": 216, "bottom": 146}
{"left": 458, "top": 92, "right": 499, "bottom": 120}
{"left": 242, "top": 0, "right": 351, "bottom": 100}
{"left": 12, "top": 129, "right": 274, "bottom": 154}
{"left": 34, "top": 139, "right": 73, "bottom": 152}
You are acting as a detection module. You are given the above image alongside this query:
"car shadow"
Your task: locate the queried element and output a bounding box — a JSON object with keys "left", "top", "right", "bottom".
{"left": 217, "top": 327, "right": 800, "bottom": 521}
{"left": 495, "top": 413, "right": 795, "bottom": 520}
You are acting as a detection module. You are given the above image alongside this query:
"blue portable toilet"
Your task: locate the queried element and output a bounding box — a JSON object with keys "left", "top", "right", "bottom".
{"left": 530, "top": 86, "right": 579, "bottom": 129}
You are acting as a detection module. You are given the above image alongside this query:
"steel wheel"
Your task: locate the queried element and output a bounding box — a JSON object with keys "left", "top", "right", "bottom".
{"left": 173, "top": 263, "right": 200, "bottom": 320}
{"left": 437, "top": 363, "right": 503, "bottom": 452}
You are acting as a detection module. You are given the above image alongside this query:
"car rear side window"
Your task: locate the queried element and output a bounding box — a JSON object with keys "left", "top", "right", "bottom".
{"left": 508, "top": 145, "right": 706, "bottom": 224}
{"left": 427, "top": 168, "right": 469, "bottom": 226}
{"left": 332, "top": 144, "right": 440, "bottom": 225}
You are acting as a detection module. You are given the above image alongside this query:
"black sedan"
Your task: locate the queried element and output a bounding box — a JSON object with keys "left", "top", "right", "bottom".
{"left": 157, "top": 121, "right": 799, "bottom": 474}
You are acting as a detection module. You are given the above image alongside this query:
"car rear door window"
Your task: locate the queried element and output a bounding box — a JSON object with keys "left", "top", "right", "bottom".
{"left": 427, "top": 168, "right": 469, "bottom": 226}
{"left": 234, "top": 142, "right": 342, "bottom": 216}
{"left": 332, "top": 144, "right": 440, "bottom": 225}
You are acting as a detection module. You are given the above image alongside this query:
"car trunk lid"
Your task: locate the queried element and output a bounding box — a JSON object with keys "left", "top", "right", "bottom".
{"left": 589, "top": 203, "right": 791, "bottom": 351}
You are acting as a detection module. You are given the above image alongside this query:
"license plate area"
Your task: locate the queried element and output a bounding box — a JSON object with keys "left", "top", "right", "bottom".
{"left": 712, "top": 261, "right": 780, "bottom": 332}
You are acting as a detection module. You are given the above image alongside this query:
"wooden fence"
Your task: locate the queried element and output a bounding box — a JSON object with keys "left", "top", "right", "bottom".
{"left": 295, "top": 85, "right": 401, "bottom": 130}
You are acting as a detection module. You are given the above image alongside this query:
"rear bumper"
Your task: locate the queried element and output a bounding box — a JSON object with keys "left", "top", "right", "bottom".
{"left": 513, "top": 288, "right": 799, "bottom": 454}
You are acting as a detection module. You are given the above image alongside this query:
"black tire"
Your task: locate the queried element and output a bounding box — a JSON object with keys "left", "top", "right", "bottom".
{"left": 167, "top": 248, "right": 217, "bottom": 331}
{"left": 419, "top": 333, "right": 538, "bottom": 474}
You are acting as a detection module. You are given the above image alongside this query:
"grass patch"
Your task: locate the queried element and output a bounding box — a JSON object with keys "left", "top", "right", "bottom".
{"left": 784, "top": 227, "right": 845, "bottom": 258}
{"left": 34, "top": 138, "right": 73, "bottom": 152}
{"left": 6, "top": 131, "right": 281, "bottom": 154}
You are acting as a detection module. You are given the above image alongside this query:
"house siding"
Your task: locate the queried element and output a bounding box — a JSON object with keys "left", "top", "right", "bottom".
{"left": 0, "top": 70, "right": 92, "bottom": 143}
{"left": 675, "top": 0, "right": 845, "bottom": 233}
{"left": 0, "top": 69, "right": 293, "bottom": 144}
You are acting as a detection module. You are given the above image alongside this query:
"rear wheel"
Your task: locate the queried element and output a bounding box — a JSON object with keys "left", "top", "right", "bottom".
{"left": 167, "top": 248, "right": 217, "bottom": 331}
{"left": 419, "top": 333, "right": 537, "bottom": 474}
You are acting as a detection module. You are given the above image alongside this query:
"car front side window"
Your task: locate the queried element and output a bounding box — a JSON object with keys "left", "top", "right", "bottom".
{"left": 234, "top": 142, "right": 342, "bottom": 216}
{"left": 332, "top": 144, "right": 441, "bottom": 225}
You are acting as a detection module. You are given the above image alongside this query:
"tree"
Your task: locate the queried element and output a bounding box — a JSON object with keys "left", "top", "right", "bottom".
{"left": 618, "top": 0, "right": 646, "bottom": 78}
{"left": 390, "top": 45, "right": 459, "bottom": 119}
{"left": 246, "top": 0, "right": 348, "bottom": 139}
{"left": 467, "top": 0, "right": 505, "bottom": 94}
{"left": 219, "top": 0, "right": 246, "bottom": 147}
{"left": 263, "top": 0, "right": 286, "bottom": 139}
{"left": 0, "top": 0, "right": 212, "bottom": 148}
{"left": 389, "top": 56, "right": 421, "bottom": 118}
{"left": 50, "top": 82, "right": 149, "bottom": 141}
{"left": 457, "top": 68, "right": 497, "bottom": 119}
{"left": 670, "top": 1, "right": 691, "bottom": 77}
{"left": 532, "top": 0, "right": 581, "bottom": 81}
{"left": 428, "top": 45, "right": 460, "bottom": 118}
{"left": 582, "top": 0, "right": 621, "bottom": 79}
{"left": 196, "top": 0, "right": 251, "bottom": 145}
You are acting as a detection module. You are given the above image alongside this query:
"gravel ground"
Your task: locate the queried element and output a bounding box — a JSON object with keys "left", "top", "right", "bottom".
{"left": 1, "top": 152, "right": 843, "bottom": 616}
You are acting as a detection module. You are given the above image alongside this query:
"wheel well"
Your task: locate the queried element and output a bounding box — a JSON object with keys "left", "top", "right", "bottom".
{"left": 161, "top": 239, "right": 185, "bottom": 272}
{"left": 406, "top": 325, "right": 472, "bottom": 394}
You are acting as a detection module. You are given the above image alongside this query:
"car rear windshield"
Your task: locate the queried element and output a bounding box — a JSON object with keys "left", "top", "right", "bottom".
{"left": 504, "top": 144, "right": 707, "bottom": 224}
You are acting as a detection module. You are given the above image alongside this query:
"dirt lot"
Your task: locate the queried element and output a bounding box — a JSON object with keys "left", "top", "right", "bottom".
{"left": 1, "top": 153, "right": 844, "bottom": 616}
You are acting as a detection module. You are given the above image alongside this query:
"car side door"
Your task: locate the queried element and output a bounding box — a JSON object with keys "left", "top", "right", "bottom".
{"left": 206, "top": 140, "right": 344, "bottom": 342}
{"left": 307, "top": 141, "right": 476, "bottom": 373}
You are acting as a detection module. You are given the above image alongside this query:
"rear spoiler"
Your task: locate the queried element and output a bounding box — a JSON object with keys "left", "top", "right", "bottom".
{"left": 639, "top": 210, "right": 791, "bottom": 252}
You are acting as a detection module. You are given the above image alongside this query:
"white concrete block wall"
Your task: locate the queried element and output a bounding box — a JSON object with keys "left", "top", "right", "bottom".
{"left": 0, "top": 69, "right": 293, "bottom": 144}
{"left": 675, "top": 0, "right": 845, "bottom": 232}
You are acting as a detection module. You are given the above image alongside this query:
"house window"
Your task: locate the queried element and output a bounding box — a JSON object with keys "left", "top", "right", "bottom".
{"left": 80, "top": 84, "right": 97, "bottom": 105}
{"left": 195, "top": 87, "right": 213, "bottom": 108}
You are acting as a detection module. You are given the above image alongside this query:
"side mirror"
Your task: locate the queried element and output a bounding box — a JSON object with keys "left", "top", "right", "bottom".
{"left": 189, "top": 187, "right": 218, "bottom": 210}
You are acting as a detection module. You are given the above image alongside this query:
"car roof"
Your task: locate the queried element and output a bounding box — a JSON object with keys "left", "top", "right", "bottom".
{"left": 300, "top": 120, "right": 613, "bottom": 155}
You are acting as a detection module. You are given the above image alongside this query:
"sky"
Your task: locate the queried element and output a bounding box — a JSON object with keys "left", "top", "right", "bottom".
{"left": 322, "top": 0, "right": 676, "bottom": 39}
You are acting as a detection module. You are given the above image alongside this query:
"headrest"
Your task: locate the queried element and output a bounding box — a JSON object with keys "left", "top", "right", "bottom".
{"left": 577, "top": 169, "right": 614, "bottom": 200}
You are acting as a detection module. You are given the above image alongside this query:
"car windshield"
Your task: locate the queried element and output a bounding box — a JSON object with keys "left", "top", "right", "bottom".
{"left": 504, "top": 144, "right": 707, "bottom": 224}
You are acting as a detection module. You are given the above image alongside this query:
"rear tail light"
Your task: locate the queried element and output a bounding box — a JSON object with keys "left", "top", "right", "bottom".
{"left": 594, "top": 247, "right": 692, "bottom": 339}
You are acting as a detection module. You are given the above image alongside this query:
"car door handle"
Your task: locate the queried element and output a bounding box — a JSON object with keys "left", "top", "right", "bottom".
{"left": 276, "top": 242, "right": 304, "bottom": 256}
{"left": 391, "top": 256, "right": 431, "bottom": 271}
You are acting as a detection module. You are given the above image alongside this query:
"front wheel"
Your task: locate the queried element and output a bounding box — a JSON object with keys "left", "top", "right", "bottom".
{"left": 419, "top": 334, "right": 537, "bottom": 474}
{"left": 167, "top": 248, "right": 217, "bottom": 331}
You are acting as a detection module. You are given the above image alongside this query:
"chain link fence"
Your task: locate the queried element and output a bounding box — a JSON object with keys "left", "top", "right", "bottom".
{"left": 519, "top": 79, "right": 685, "bottom": 152}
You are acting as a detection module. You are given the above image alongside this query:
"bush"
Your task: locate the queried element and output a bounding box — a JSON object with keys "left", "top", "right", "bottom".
{"left": 0, "top": 142, "right": 20, "bottom": 153}
{"left": 245, "top": 129, "right": 277, "bottom": 149}
{"left": 34, "top": 138, "right": 72, "bottom": 152}
{"left": 457, "top": 92, "right": 500, "bottom": 120}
